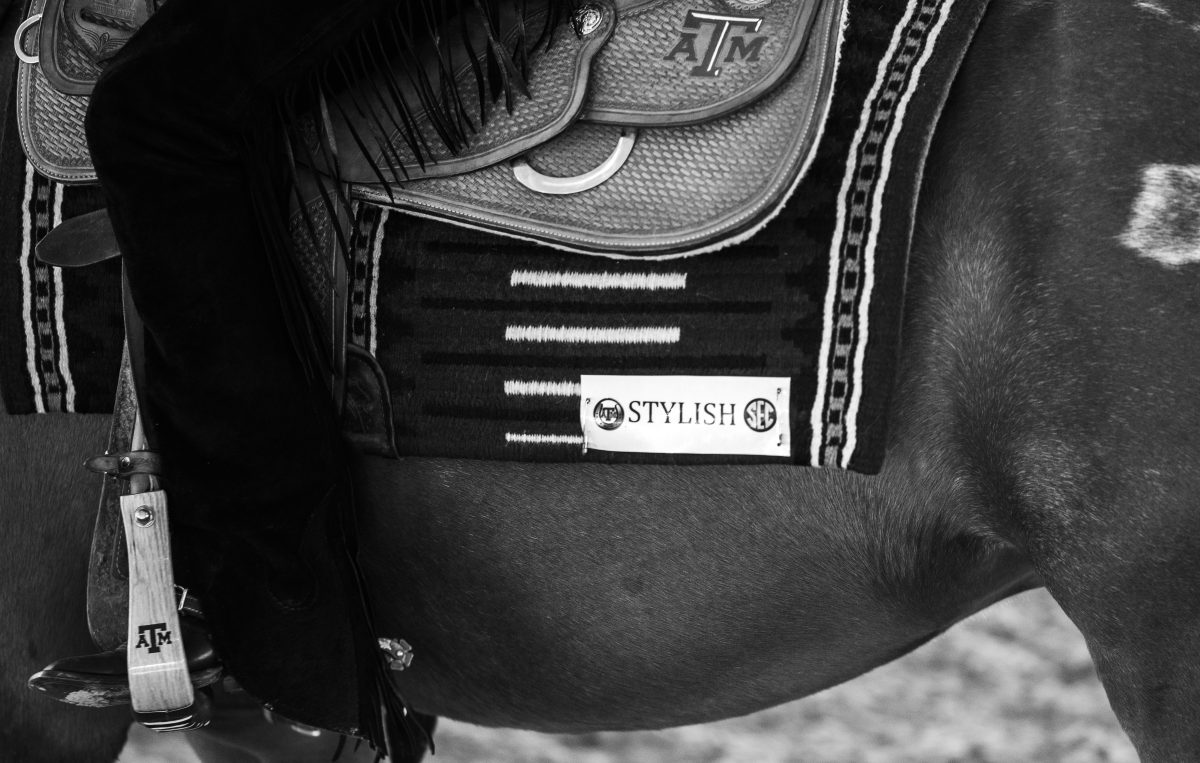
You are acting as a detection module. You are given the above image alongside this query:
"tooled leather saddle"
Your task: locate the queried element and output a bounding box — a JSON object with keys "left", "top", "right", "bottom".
{"left": 310, "top": 0, "right": 844, "bottom": 256}
{"left": 19, "top": 0, "right": 843, "bottom": 251}
{"left": 14, "top": 0, "right": 845, "bottom": 733}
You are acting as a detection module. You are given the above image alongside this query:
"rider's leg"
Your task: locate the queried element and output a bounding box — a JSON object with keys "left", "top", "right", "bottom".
{"left": 82, "top": 0, "right": 426, "bottom": 753}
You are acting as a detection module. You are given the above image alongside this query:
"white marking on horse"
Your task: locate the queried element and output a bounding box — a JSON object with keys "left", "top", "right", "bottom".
{"left": 1133, "top": 1, "right": 1200, "bottom": 32}
{"left": 1135, "top": 1, "right": 1170, "bottom": 17}
{"left": 504, "top": 325, "right": 681, "bottom": 344}
{"left": 510, "top": 270, "right": 687, "bottom": 290}
{"left": 1119, "top": 164, "right": 1200, "bottom": 267}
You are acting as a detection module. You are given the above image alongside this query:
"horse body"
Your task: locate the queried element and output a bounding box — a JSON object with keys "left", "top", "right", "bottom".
{"left": 0, "top": 413, "right": 130, "bottom": 761}
{"left": 3, "top": 0, "right": 1200, "bottom": 760}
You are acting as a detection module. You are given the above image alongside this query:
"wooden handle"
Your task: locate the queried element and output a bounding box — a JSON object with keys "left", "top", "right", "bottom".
{"left": 120, "top": 490, "right": 194, "bottom": 719}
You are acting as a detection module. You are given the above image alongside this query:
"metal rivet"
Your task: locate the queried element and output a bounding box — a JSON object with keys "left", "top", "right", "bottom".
{"left": 572, "top": 3, "right": 604, "bottom": 37}
{"left": 119, "top": 456, "right": 132, "bottom": 470}
{"left": 134, "top": 506, "right": 154, "bottom": 527}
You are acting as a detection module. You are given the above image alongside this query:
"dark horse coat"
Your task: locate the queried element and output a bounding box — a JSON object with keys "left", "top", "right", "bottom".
{"left": 2, "top": 0, "right": 1200, "bottom": 761}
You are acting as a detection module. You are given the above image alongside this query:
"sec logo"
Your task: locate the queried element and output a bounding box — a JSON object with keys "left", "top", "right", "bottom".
{"left": 743, "top": 398, "right": 777, "bottom": 432}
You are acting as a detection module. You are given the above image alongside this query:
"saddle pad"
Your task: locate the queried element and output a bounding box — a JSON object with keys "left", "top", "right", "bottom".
{"left": 0, "top": 100, "right": 120, "bottom": 414}
{"left": 331, "top": 0, "right": 992, "bottom": 471}
{"left": 1, "top": 0, "right": 993, "bottom": 475}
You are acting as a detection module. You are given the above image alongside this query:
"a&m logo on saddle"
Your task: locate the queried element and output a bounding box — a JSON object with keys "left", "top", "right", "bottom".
{"left": 664, "top": 9, "right": 769, "bottom": 77}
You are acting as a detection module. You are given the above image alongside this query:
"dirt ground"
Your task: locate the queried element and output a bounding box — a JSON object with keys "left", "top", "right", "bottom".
{"left": 122, "top": 588, "right": 1138, "bottom": 762}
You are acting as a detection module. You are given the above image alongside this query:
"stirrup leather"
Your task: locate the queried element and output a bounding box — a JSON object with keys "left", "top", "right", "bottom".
{"left": 115, "top": 270, "right": 209, "bottom": 731}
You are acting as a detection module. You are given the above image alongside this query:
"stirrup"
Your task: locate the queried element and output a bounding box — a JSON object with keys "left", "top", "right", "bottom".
{"left": 117, "top": 412, "right": 210, "bottom": 730}
{"left": 32, "top": 265, "right": 213, "bottom": 729}
{"left": 30, "top": 417, "right": 211, "bottom": 730}
{"left": 27, "top": 615, "right": 222, "bottom": 710}
{"left": 116, "top": 271, "right": 208, "bottom": 731}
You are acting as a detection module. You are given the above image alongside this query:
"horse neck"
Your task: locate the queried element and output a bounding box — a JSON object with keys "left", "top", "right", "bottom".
{"left": 900, "top": 0, "right": 1200, "bottom": 534}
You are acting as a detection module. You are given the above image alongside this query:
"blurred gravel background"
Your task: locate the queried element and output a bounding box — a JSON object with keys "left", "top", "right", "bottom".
{"left": 429, "top": 589, "right": 1137, "bottom": 763}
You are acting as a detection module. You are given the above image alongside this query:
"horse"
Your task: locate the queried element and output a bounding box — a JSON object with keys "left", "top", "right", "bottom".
{"left": 2, "top": 0, "right": 1199, "bottom": 760}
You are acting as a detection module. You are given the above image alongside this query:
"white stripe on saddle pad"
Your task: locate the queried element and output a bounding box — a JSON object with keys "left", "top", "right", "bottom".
{"left": 505, "top": 432, "right": 586, "bottom": 446}
{"left": 52, "top": 189, "right": 76, "bottom": 412}
{"left": 504, "top": 380, "right": 582, "bottom": 397}
{"left": 504, "top": 325, "right": 681, "bottom": 344}
{"left": 509, "top": 270, "right": 688, "bottom": 290}
{"left": 20, "top": 162, "right": 76, "bottom": 414}
{"left": 20, "top": 163, "right": 44, "bottom": 412}
{"left": 844, "top": 1, "right": 954, "bottom": 468}
{"left": 369, "top": 208, "right": 389, "bottom": 356}
{"left": 813, "top": 0, "right": 955, "bottom": 468}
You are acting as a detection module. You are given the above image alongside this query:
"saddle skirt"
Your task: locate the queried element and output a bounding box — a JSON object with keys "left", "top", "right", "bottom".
{"left": 17, "top": 0, "right": 844, "bottom": 258}
{"left": 13, "top": 0, "right": 163, "bottom": 183}
{"left": 330, "top": 0, "right": 843, "bottom": 256}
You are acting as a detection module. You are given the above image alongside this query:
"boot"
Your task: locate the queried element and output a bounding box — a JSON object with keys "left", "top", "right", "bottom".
{"left": 28, "top": 615, "right": 221, "bottom": 709}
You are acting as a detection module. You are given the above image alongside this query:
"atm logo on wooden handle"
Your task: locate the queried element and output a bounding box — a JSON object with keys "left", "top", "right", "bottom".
{"left": 134, "top": 622, "right": 173, "bottom": 654}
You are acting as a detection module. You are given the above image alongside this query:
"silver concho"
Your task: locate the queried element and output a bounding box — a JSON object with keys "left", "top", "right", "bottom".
{"left": 378, "top": 637, "right": 415, "bottom": 672}
{"left": 572, "top": 2, "right": 605, "bottom": 37}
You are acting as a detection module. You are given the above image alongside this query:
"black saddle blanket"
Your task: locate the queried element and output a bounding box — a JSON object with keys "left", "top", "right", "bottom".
{"left": 0, "top": 0, "right": 991, "bottom": 474}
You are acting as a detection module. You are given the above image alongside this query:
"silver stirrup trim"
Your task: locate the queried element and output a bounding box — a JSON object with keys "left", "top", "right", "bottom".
{"left": 512, "top": 129, "right": 637, "bottom": 195}
{"left": 14, "top": 13, "right": 41, "bottom": 65}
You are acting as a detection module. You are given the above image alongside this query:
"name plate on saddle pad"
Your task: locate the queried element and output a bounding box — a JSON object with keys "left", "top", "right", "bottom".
{"left": 580, "top": 376, "right": 791, "bottom": 457}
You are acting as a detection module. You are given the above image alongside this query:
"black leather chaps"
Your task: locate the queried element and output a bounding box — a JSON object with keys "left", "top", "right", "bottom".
{"left": 84, "top": 0, "right": 430, "bottom": 754}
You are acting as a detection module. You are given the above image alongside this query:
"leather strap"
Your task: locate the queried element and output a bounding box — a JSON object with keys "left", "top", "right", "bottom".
{"left": 85, "top": 346, "right": 137, "bottom": 650}
{"left": 85, "top": 450, "right": 162, "bottom": 478}
{"left": 35, "top": 209, "right": 121, "bottom": 267}
{"left": 84, "top": 268, "right": 158, "bottom": 650}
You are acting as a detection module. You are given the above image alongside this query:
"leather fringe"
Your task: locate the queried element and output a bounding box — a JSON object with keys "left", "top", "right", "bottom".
{"left": 240, "top": 118, "right": 431, "bottom": 760}
{"left": 235, "top": 2, "right": 579, "bottom": 758}
{"left": 287, "top": 0, "right": 582, "bottom": 256}
{"left": 335, "top": 465, "right": 433, "bottom": 761}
